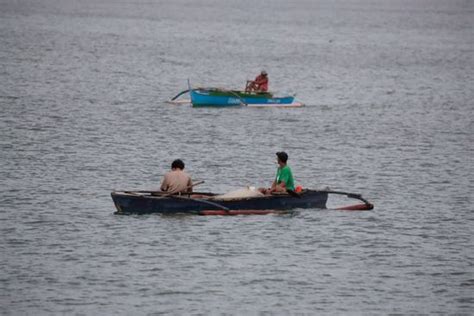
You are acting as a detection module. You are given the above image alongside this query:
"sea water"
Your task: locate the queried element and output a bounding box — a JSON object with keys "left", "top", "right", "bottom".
{"left": 1, "top": 0, "right": 473, "bottom": 314}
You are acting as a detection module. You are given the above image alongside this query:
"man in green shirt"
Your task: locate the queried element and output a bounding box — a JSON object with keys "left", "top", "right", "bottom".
{"left": 260, "top": 151, "right": 295, "bottom": 195}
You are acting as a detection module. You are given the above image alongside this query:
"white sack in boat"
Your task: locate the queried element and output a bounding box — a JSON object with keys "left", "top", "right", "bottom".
{"left": 213, "top": 186, "right": 264, "bottom": 200}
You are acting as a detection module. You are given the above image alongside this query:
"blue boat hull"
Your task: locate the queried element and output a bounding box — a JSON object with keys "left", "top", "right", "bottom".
{"left": 190, "top": 89, "right": 295, "bottom": 107}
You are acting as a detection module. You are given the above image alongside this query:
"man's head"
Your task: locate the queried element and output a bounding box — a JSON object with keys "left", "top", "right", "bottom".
{"left": 171, "top": 159, "right": 185, "bottom": 170}
{"left": 276, "top": 151, "right": 288, "bottom": 164}
{"left": 261, "top": 70, "right": 267, "bottom": 76}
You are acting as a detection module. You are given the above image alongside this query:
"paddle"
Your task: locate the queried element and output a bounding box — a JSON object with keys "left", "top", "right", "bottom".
{"left": 122, "top": 181, "right": 231, "bottom": 213}
{"left": 158, "top": 180, "right": 205, "bottom": 197}
{"left": 154, "top": 180, "right": 231, "bottom": 212}
{"left": 123, "top": 180, "right": 204, "bottom": 195}
{"left": 168, "top": 194, "right": 231, "bottom": 212}
{"left": 224, "top": 89, "right": 248, "bottom": 106}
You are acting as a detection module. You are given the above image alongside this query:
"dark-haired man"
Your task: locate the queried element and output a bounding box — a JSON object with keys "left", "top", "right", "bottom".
{"left": 160, "top": 159, "right": 193, "bottom": 194}
{"left": 259, "top": 152, "right": 295, "bottom": 195}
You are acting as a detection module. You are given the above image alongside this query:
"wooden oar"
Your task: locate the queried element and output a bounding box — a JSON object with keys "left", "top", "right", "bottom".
{"left": 161, "top": 175, "right": 231, "bottom": 212}
{"left": 168, "top": 194, "right": 231, "bottom": 212}
{"left": 158, "top": 180, "right": 205, "bottom": 197}
{"left": 203, "top": 87, "right": 248, "bottom": 106}
{"left": 132, "top": 180, "right": 229, "bottom": 211}
{"left": 223, "top": 89, "right": 248, "bottom": 106}
{"left": 122, "top": 180, "right": 204, "bottom": 195}
{"left": 137, "top": 181, "right": 231, "bottom": 212}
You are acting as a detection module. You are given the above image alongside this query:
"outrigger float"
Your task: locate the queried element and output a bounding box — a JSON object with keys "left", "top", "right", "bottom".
{"left": 111, "top": 187, "right": 373, "bottom": 216}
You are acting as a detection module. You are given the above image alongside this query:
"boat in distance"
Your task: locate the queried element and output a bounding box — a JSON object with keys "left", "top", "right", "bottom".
{"left": 190, "top": 88, "right": 303, "bottom": 107}
{"left": 111, "top": 189, "right": 374, "bottom": 215}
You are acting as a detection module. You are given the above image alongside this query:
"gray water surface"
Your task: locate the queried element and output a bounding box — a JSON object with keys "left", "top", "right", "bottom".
{"left": 1, "top": 0, "right": 473, "bottom": 314}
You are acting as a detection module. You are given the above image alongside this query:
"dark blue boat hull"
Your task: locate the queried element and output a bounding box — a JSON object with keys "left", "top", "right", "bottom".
{"left": 111, "top": 190, "right": 328, "bottom": 215}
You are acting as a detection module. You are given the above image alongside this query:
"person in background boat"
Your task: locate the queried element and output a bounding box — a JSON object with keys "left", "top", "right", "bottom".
{"left": 245, "top": 70, "right": 269, "bottom": 92}
{"left": 160, "top": 159, "right": 193, "bottom": 194}
{"left": 259, "top": 151, "right": 295, "bottom": 195}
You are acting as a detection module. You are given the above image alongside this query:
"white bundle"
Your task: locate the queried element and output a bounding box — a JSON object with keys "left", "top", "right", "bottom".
{"left": 213, "top": 186, "right": 264, "bottom": 200}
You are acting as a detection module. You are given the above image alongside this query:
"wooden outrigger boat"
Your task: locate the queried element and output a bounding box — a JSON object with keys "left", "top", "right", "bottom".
{"left": 168, "top": 81, "right": 304, "bottom": 107}
{"left": 190, "top": 88, "right": 303, "bottom": 107}
{"left": 111, "top": 189, "right": 373, "bottom": 215}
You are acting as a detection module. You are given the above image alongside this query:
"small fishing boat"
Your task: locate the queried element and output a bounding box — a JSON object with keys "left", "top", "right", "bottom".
{"left": 168, "top": 85, "right": 304, "bottom": 108}
{"left": 111, "top": 188, "right": 373, "bottom": 215}
{"left": 190, "top": 88, "right": 303, "bottom": 107}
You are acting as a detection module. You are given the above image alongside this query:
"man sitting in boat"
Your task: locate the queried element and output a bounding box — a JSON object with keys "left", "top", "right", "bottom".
{"left": 245, "top": 70, "right": 269, "bottom": 92}
{"left": 160, "top": 159, "right": 193, "bottom": 194}
{"left": 259, "top": 151, "right": 295, "bottom": 195}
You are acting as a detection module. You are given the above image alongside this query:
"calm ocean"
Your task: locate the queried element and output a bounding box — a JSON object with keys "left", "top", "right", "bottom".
{"left": 1, "top": 0, "right": 473, "bottom": 314}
